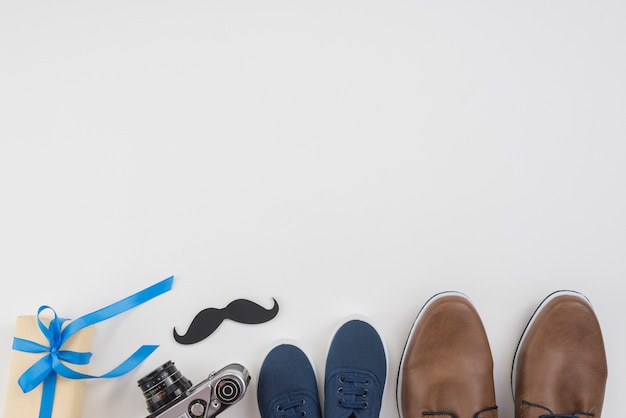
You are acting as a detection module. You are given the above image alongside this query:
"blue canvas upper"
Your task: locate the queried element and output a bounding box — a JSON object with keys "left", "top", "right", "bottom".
{"left": 324, "top": 318, "right": 387, "bottom": 418}
{"left": 257, "top": 343, "right": 322, "bottom": 418}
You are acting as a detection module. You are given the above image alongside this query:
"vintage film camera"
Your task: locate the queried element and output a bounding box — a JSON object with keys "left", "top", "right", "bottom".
{"left": 138, "top": 361, "right": 250, "bottom": 418}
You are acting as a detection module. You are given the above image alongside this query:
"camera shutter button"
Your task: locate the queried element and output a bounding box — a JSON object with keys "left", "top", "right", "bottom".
{"left": 189, "top": 400, "right": 205, "bottom": 417}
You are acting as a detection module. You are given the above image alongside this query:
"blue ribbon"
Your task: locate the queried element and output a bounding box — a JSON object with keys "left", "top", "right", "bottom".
{"left": 12, "top": 275, "right": 174, "bottom": 418}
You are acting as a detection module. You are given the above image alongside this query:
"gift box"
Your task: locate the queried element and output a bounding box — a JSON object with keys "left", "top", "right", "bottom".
{"left": 3, "top": 276, "right": 174, "bottom": 418}
{"left": 3, "top": 316, "right": 95, "bottom": 418}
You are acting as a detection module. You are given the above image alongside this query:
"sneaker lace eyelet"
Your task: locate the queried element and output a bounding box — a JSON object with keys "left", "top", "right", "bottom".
{"left": 337, "top": 387, "right": 343, "bottom": 394}
{"left": 338, "top": 399, "right": 345, "bottom": 407}
{"left": 301, "top": 399, "right": 306, "bottom": 405}
{"left": 277, "top": 405, "right": 284, "bottom": 412}
{"left": 339, "top": 376, "right": 345, "bottom": 383}
{"left": 364, "top": 379, "right": 370, "bottom": 385}
{"left": 301, "top": 412, "right": 307, "bottom": 417}
{"left": 363, "top": 401, "right": 369, "bottom": 409}
{"left": 362, "top": 388, "right": 369, "bottom": 397}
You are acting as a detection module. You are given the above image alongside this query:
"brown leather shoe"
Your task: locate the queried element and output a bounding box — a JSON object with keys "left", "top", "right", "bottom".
{"left": 512, "top": 291, "right": 608, "bottom": 418}
{"left": 397, "top": 292, "right": 498, "bottom": 418}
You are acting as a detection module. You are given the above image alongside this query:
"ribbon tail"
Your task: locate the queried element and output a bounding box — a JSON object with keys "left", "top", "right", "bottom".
{"left": 54, "top": 345, "right": 159, "bottom": 380}
{"left": 38, "top": 371, "right": 57, "bottom": 418}
{"left": 60, "top": 276, "right": 174, "bottom": 344}
{"left": 97, "top": 344, "right": 159, "bottom": 378}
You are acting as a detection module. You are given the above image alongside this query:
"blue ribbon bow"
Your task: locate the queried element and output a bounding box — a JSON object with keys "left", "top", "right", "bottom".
{"left": 12, "top": 276, "right": 174, "bottom": 418}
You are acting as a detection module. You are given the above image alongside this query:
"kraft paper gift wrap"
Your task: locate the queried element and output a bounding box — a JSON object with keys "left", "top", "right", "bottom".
{"left": 3, "top": 316, "right": 95, "bottom": 418}
{"left": 2, "top": 276, "right": 174, "bottom": 418}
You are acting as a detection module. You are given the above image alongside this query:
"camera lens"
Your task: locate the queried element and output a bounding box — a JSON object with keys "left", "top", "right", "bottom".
{"left": 138, "top": 361, "right": 193, "bottom": 413}
{"left": 215, "top": 377, "right": 241, "bottom": 404}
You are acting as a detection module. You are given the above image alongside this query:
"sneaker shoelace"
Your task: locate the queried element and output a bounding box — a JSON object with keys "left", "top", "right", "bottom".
{"left": 276, "top": 399, "right": 307, "bottom": 418}
{"left": 336, "top": 374, "right": 370, "bottom": 410}
{"left": 522, "top": 400, "right": 594, "bottom": 418}
{"left": 422, "top": 405, "right": 498, "bottom": 418}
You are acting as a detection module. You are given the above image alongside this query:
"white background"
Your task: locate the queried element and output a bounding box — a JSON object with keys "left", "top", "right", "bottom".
{"left": 1, "top": 1, "right": 624, "bottom": 417}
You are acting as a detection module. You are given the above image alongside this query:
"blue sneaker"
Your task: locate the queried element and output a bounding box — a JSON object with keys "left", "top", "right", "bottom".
{"left": 257, "top": 342, "right": 322, "bottom": 418}
{"left": 324, "top": 317, "right": 388, "bottom": 418}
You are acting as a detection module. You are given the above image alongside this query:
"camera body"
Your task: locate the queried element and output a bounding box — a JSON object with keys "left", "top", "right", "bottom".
{"left": 138, "top": 361, "right": 250, "bottom": 418}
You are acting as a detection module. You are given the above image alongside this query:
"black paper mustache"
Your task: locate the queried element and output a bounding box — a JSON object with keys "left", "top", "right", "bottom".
{"left": 173, "top": 298, "right": 279, "bottom": 345}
